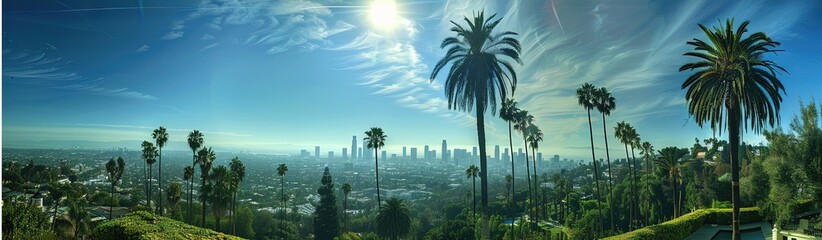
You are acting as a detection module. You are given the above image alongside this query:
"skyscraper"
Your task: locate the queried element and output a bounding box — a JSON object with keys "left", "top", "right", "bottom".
{"left": 315, "top": 146, "right": 320, "bottom": 158}
{"left": 363, "top": 138, "right": 370, "bottom": 161}
{"left": 494, "top": 145, "right": 500, "bottom": 160}
{"left": 402, "top": 147, "right": 407, "bottom": 158}
{"left": 342, "top": 148, "right": 348, "bottom": 160}
{"left": 503, "top": 148, "right": 510, "bottom": 162}
{"left": 351, "top": 136, "right": 357, "bottom": 160}
{"left": 410, "top": 147, "right": 417, "bottom": 160}
{"left": 328, "top": 151, "right": 334, "bottom": 159}
{"left": 381, "top": 150, "right": 387, "bottom": 160}
{"left": 441, "top": 140, "right": 447, "bottom": 161}
{"left": 358, "top": 148, "right": 363, "bottom": 160}
{"left": 424, "top": 145, "right": 429, "bottom": 160}
{"left": 472, "top": 146, "right": 478, "bottom": 158}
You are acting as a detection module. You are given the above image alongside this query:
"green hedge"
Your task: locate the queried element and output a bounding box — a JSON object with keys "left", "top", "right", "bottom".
{"left": 603, "top": 207, "right": 761, "bottom": 240}
{"left": 91, "top": 211, "right": 243, "bottom": 240}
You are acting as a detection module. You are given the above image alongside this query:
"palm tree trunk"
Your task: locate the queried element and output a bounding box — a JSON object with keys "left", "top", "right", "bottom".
{"left": 531, "top": 153, "right": 539, "bottom": 222}
{"left": 375, "top": 148, "right": 381, "bottom": 208}
{"left": 201, "top": 178, "right": 207, "bottom": 227}
{"left": 190, "top": 152, "right": 195, "bottom": 223}
{"left": 624, "top": 143, "right": 633, "bottom": 229}
{"left": 522, "top": 135, "right": 532, "bottom": 222}
{"left": 158, "top": 147, "right": 163, "bottom": 216}
{"left": 630, "top": 146, "right": 640, "bottom": 226}
{"left": 281, "top": 176, "right": 285, "bottom": 223}
{"left": 110, "top": 183, "right": 115, "bottom": 219}
{"left": 729, "top": 106, "right": 741, "bottom": 240}
{"left": 601, "top": 114, "right": 614, "bottom": 231}
{"left": 475, "top": 109, "right": 490, "bottom": 238}
{"left": 586, "top": 109, "right": 603, "bottom": 237}
{"left": 149, "top": 164, "right": 153, "bottom": 213}
{"left": 507, "top": 122, "right": 516, "bottom": 240}
{"left": 231, "top": 192, "right": 236, "bottom": 235}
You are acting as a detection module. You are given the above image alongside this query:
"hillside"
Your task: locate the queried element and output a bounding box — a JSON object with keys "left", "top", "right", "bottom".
{"left": 91, "top": 211, "right": 243, "bottom": 240}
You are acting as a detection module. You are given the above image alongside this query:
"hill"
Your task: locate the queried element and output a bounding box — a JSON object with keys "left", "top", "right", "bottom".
{"left": 91, "top": 211, "right": 243, "bottom": 240}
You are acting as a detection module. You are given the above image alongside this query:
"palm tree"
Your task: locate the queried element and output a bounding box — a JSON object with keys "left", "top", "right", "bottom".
{"left": 229, "top": 157, "right": 245, "bottom": 234}
{"left": 593, "top": 87, "right": 616, "bottom": 230}
{"left": 105, "top": 157, "right": 125, "bottom": 219}
{"left": 640, "top": 142, "right": 655, "bottom": 173}
{"left": 615, "top": 121, "right": 637, "bottom": 228}
{"left": 504, "top": 174, "right": 512, "bottom": 205}
{"left": 209, "top": 166, "right": 233, "bottom": 232}
{"left": 141, "top": 141, "right": 158, "bottom": 212}
{"left": 152, "top": 126, "right": 169, "bottom": 215}
{"left": 499, "top": 98, "right": 519, "bottom": 238}
{"left": 277, "top": 163, "right": 288, "bottom": 223}
{"left": 527, "top": 124, "right": 543, "bottom": 221}
{"left": 197, "top": 147, "right": 216, "bottom": 227}
{"left": 183, "top": 165, "right": 193, "bottom": 220}
{"left": 68, "top": 197, "right": 89, "bottom": 239}
{"left": 341, "top": 183, "right": 352, "bottom": 232}
{"left": 629, "top": 128, "right": 642, "bottom": 226}
{"left": 48, "top": 183, "right": 69, "bottom": 229}
{"left": 187, "top": 130, "right": 204, "bottom": 221}
{"left": 576, "top": 82, "right": 603, "bottom": 235}
{"left": 465, "top": 164, "right": 479, "bottom": 218}
{"left": 680, "top": 19, "right": 785, "bottom": 239}
{"left": 167, "top": 181, "right": 182, "bottom": 219}
{"left": 655, "top": 147, "right": 686, "bottom": 217}
{"left": 430, "top": 11, "right": 521, "bottom": 237}
{"left": 376, "top": 197, "right": 412, "bottom": 240}
{"left": 513, "top": 110, "right": 534, "bottom": 220}
{"left": 364, "top": 127, "right": 387, "bottom": 207}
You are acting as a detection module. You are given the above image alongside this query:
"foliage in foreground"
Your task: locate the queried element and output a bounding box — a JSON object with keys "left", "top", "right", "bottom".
{"left": 602, "top": 207, "right": 762, "bottom": 240}
{"left": 92, "top": 211, "right": 243, "bottom": 240}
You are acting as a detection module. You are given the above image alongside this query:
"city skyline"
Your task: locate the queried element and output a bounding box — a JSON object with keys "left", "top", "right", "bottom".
{"left": 3, "top": 0, "right": 821, "bottom": 160}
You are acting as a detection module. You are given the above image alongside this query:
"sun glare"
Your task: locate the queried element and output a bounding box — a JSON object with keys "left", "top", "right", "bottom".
{"left": 369, "top": 0, "right": 399, "bottom": 29}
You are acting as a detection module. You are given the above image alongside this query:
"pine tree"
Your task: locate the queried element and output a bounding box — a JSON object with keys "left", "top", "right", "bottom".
{"left": 313, "top": 167, "right": 339, "bottom": 240}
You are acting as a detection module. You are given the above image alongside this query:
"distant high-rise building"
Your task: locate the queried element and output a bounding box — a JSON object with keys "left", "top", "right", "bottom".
{"left": 553, "top": 154, "right": 560, "bottom": 163}
{"left": 301, "top": 149, "right": 311, "bottom": 158}
{"left": 358, "top": 148, "right": 363, "bottom": 160}
{"left": 351, "top": 136, "right": 357, "bottom": 159}
{"left": 342, "top": 148, "right": 348, "bottom": 159}
{"left": 441, "top": 140, "right": 447, "bottom": 161}
{"left": 503, "top": 148, "right": 510, "bottom": 161}
{"left": 328, "top": 151, "right": 334, "bottom": 159}
{"left": 494, "top": 145, "right": 500, "bottom": 160}
{"left": 431, "top": 150, "right": 437, "bottom": 160}
{"left": 402, "top": 147, "right": 407, "bottom": 158}
{"left": 424, "top": 145, "right": 429, "bottom": 160}
{"left": 410, "top": 147, "right": 418, "bottom": 160}
{"left": 363, "top": 139, "right": 370, "bottom": 160}
{"left": 518, "top": 148, "right": 524, "bottom": 162}
{"left": 537, "top": 152, "right": 543, "bottom": 168}
{"left": 472, "top": 147, "right": 478, "bottom": 157}
{"left": 381, "top": 150, "right": 387, "bottom": 160}
{"left": 315, "top": 146, "right": 320, "bottom": 158}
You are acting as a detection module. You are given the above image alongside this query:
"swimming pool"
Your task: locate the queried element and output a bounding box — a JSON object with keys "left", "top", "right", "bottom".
{"left": 710, "top": 228, "right": 765, "bottom": 240}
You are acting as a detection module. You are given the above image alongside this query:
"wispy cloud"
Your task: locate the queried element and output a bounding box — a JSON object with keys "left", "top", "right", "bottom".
{"left": 135, "top": 44, "right": 151, "bottom": 53}
{"left": 165, "top": 0, "right": 355, "bottom": 54}
{"left": 3, "top": 44, "right": 157, "bottom": 100}
{"left": 72, "top": 123, "right": 252, "bottom": 137}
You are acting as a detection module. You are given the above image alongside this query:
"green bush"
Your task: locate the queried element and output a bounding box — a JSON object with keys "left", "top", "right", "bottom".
{"left": 603, "top": 207, "right": 762, "bottom": 240}
{"left": 91, "top": 211, "right": 243, "bottom": 240}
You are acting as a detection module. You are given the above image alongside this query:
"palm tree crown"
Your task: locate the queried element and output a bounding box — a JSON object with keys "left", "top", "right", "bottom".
{"left": 376, "top": 197, "right": 412, "bottom": 240}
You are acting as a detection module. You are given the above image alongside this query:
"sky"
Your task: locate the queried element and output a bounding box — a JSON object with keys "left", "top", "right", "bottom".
{"left": 3, "top": 0, "right": 821, "bottom": 160}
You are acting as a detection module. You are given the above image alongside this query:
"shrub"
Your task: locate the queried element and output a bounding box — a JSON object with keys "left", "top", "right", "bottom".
{"left": 603, "top": 207, "right": 762, "bottom": 240}
{"left": 91, "top": 211, "right": 243, "bottom": 240}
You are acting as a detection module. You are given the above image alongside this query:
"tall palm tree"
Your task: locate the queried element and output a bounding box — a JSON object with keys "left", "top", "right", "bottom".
{"left": 430, "top": 11, "right": 521, "bottom": 237}
{"left": 68, "top": 196, "right": 89, "bottom": 239}
{"left": 48, "top": 183, "right": 69, "bottom": 229}
{"left": 514, "top": 110, "right": 534, "bottom": 220}
{"left": 593, "top": 87, "right": 616, "bottom": 230}
{"left": 504, "top": 174, "right": 512, "bottom": 205}
{"left": 465, "top": 164, "right": 479, "bottom": 218}
{"left": 640, "top": 142, "right": 655, "bottom": 173}
{"left": 376, "top": 197, "right": 412, "bottom": 240}
{"left": 615, "top": 121, "right": 638, "bottom": 229}
{"left": 141, "top": 141, "right": 158, "bottom": 212}
{"left": 105, "top": 157, "right": 125, "bottom": 219}
{"left": 187, "top": 130, "right": 204, "bottom": 221}
{"left": 209, "top": 166, "right": 233, "bottom": 232}
{"left": 197, "top": 147, "right": 216, "bottom": 227}
{"left": 341, "top": 183, "right": 352, "bottom": 232}
{"left": 183, "top": 165, "right": 193, "bottom": 220}
{"left": 500, "top": 98, "right": 519, "bottom": 238}
{"left": 680, "top": 19, "right": 785, "bottom": 239}
{"left": 655, "top": 147, "right": 686, "bottom": 218}
{"left": 229, "top": 157, "right": 245, "bottom": 234}
{"left": 527, "top": 124, "right": 543, "bottom": 221}
{"left": 277, "top": 163, "right": 288, "bottom": 223}
{"left": 576, "top": 82, "right": 603, "bottom": 235}
{"left": 629, "top": 128, "right": 642, "bottom": 226}
{"left": 364, "top": 127, "right": 387, "bottom": 207}
{"left": 152, "top": 127, "right": 169, "bottom": 215}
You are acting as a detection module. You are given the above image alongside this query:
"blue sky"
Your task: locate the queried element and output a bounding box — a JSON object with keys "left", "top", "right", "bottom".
{"left": 3, "top": 0, "right": 821, "bottom": 159}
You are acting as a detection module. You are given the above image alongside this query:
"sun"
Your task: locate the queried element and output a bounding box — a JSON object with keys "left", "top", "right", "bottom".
{"left": 369, "top": 0, "right": 399, "bottom": 29}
